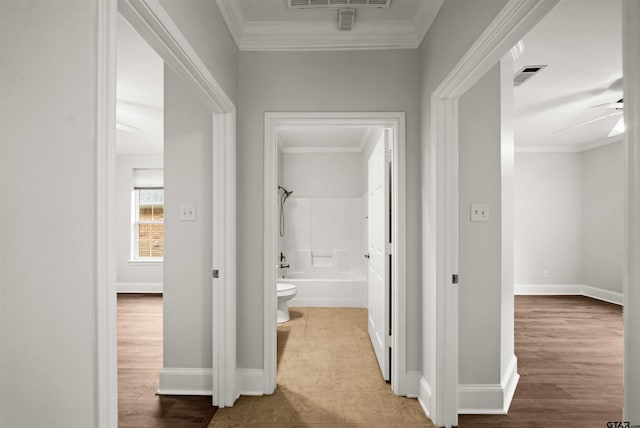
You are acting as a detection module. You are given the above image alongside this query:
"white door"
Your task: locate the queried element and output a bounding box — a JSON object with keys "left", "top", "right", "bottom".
{"left": 367, "top": 130, "right": 391, "bottom": 381}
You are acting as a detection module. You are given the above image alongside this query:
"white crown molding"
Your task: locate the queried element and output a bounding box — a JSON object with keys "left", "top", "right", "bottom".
{"left": 215, "top": 0, "right": 442, "bottom": 51}
{"left": 515, "top": 135, "right": 624, "bottom": 153}
{"left": 281, "top": 146, "right": 363, "bottom": 153}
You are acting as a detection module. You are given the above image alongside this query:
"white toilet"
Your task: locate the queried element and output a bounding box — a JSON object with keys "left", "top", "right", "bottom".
{"left": 277, "top": 282, "right": 297, "bottom": 323}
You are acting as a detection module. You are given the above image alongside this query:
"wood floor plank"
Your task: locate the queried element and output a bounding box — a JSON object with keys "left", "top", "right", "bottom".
{"left": 459, "top": 295, "right": 623, "bottom": 427}
{"left": 118, "top": 294, "right": 216, "bottom": 428}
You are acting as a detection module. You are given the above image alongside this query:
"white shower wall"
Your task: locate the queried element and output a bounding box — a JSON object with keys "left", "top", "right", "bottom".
{"left": 284, "top": 197, "right": 366, "bottom": 278}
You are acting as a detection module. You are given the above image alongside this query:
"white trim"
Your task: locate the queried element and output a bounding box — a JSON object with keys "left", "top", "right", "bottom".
{"left": 280, "top": 146, "right": 364, "bottom": 154}
{"left": 418, "top": 376, "right": 433, "bottom": 419}
{"left": 263, "top": 111, "right": 408, "bottom": 397}
{"left": 237, "top": 369, "right": 266, "bottom": 396}
{"left": 158, "top": 368, "right": 213, "bottom": 395}
{"left": 116, "top": 282, "right": 163, "bottom": 293}
{"left": 96, "top": 1, "right": 118, "bottom": 426}
{"left": 515, "top": 284, "right": 624, "bottom": 306}
{"left": 215, "top": 0, "right": 442, "bottom": 51}
{"left": 404, "top": 371, "right": 422, "bottom": 398}
{"left": 289, "top": 297, "right": 366, "bottom": 307}
{"left": 623, "top": 3, "right": 640, "bottom": 422}
{"left": 428, "top": 1, "right": 559, "bottom": 426}
{"left": 515, "top": 135, "right": 624, "bottom": 153}
{"left": 458, "top": 355, "right": 519, "bottom": 414}
{"left": 119, "top": 0, "right": 234, "bottom": 113}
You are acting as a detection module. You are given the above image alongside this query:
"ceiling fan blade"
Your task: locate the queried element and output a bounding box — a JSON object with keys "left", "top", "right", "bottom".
{"left": 552, "top": 111, "right": 623, "bottom": 134}
{"left": 591, "top": 98, "right": 624, "bottom": 109}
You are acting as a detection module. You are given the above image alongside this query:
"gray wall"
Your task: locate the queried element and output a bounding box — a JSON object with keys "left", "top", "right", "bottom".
{"left": 418, "top": 0, "right": 509, "bottom": 393}
{"left": 163, "top": 67, "right": 213, "bottom": 369}
{"left": 238, "top": 50, "right": 422, "bottom": 370}
{"left": 515, "top": 142, "right": 624, "bottom": 293}
{"left": 159, "top": 0, "right": 239, "bottom": 105}
{"left": 0, "top": 1, "right": 99, "bottom": 426}
{"left": 458, "top": 63, "right": 507, "bottom": 384}
{"left": 582, "top": 142, "right": 624, "bottom": 293}
{"left": 282, "top": 153, "right": 363, "bottom": 198}
{"left": 514, "top": 153, "right": 583, "bottom": 285}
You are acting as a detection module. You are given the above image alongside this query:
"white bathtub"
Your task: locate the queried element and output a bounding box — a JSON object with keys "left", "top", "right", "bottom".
{"left": 281, "top": 275, "right": 367, "bottom": 308}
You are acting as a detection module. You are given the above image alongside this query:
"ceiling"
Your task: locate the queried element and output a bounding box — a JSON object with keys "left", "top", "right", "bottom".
{"left": 116, "top": 14, "right": 164, "bottom": 154}
{"left": 216, "top": 0, "right": 443, "bottom": 50}
{"left": 278, "top": 125, "right": 381, "bottom": 152}
{"left": 514, "top": 0, "right": 622, "bottom": 150}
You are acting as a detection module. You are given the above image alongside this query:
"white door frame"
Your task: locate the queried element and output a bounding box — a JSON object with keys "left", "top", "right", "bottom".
{"left": 427, "top": 1, "right": 559, "bottom": 426}
{"left": 96, "top": 0, "right": 237, "bottom": 425}
{"left": 263, "top": 112, "right": 407, "bottom": 396}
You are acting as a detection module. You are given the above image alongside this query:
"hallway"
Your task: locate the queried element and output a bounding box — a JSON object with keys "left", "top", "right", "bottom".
{"left": 209, "top": 307, "right": 433, "bottom": 427}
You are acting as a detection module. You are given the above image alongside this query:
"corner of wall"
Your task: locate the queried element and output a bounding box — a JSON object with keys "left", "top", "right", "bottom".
{"left": 458, "top": 354, "right": 519, "bottom": 414}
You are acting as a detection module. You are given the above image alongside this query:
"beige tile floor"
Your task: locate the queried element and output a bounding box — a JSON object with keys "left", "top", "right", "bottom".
{"left": 209, "top": 307, "right": 435, "bottom": 427}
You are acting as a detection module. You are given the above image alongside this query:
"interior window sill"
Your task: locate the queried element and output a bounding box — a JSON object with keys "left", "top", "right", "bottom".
{"left": 128, "top": 260, "right": 163, "bottom": 265}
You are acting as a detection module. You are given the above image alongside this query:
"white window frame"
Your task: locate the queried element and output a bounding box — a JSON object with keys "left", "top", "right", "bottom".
{"left": 130, "top": 187, "right": 164, "bottom": 263}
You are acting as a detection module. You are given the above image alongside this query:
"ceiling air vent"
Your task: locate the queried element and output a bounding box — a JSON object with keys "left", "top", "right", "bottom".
{"left": 288, "top": 0, "right": 391, "bottom": 9}
{"left": 513, "top": 65, "right": 547, "bottom": 87}
{"left": 338, "top": 8, "right": 355, "bottom": 30}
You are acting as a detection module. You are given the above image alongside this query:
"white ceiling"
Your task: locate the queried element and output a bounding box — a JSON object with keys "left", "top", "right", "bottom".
{"left": 278, "top": 125, "right": 380, "bottom": 152}
{"left": 514, "top": 0, "right": 622, "bottom": 150}
{"left": 116, "top": 14, "right": 164, "bottom": 154}
{"left": 216, "top": 0, "right": 443, "bottom": 51}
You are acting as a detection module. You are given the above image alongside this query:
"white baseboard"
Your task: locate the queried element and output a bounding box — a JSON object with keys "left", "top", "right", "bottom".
{"left": 405, "top": 370, "right": 422, "bottom": 398}
{"left": 418, "top": 376, "right": 433, "bottom": 419}
{"left": 458, "top": 354, "right": 519, "bottom": 414}
{"left": 237, "top": 369, "right": 265, "bottom": 396}
{"left": 515, "top": 284, "right": 623, "bottom": 305}
{"left": 289, "top": 297, "right": 366, "bottom": 308}
{"left": 583, "top": 285, "right": 623, "bottom": 305}
{"left": 117, "top": 282, "right": 163, "bottom": 293}
{"left": 157, "top": 367, "right": 212, "bottom": 395}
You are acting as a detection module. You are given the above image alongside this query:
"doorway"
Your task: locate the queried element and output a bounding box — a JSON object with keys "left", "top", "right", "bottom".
{"left": 97, "top": 0, "right": 237, "bottom": 425}
{"left": 263, "top": 112, "right": 408, "bottom": 396}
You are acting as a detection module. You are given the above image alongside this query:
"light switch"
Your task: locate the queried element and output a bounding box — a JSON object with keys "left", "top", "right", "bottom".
{"left": 470, "top": 203, "right": 489, "bottom": 222}
{"left": 180, "top": 205, "right": 196, "bottom": 221}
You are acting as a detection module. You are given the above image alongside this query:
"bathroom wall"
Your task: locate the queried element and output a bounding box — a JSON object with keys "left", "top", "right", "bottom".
{"left": 282, "top": 152, "right": 365, "bottom": 278}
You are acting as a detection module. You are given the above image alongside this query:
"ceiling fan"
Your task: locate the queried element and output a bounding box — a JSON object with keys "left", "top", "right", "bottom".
{"left": 553, "top": 98, "right": 624, "bottom": 135}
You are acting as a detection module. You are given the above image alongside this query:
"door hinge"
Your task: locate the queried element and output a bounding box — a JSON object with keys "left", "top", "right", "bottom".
{"left": 452, "top": 274, "right": 459, "bottom": 284}
{"left": 213, "top": 269, "right": 220, "bottom": 279}
{"left": 385, "top": 335, "right": 392, "bottom": 347}
{"left": 385, "top": 243, "right": 392, "bottom": 255}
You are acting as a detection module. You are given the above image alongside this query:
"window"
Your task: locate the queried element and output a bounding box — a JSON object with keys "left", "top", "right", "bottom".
{"left": 132, "top": 169, "right": 164, "bottom": 261}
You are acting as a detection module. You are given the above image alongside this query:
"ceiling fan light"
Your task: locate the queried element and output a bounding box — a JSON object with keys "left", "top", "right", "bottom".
{"left": 608, "top": 116, "right": 625, "bottom": 137}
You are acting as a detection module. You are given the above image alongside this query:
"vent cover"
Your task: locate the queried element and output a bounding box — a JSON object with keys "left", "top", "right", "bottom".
{"left": 513, "top": 65, "right": 547, "bottom": 87}
{"left": 338, "top": 8, "right": 355, "bottom": 30}
{"left": 288, "top": 0, "right": 391, "bottom": 9}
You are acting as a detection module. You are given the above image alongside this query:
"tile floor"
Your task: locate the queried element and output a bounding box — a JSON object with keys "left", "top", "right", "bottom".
{"left": 209, "top": 307, "right": 435, "bottom": 427}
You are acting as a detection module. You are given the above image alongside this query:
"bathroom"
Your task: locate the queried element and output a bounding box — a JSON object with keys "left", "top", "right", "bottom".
{"left": 275, "top": 125, "right": 385, "bottom": 322}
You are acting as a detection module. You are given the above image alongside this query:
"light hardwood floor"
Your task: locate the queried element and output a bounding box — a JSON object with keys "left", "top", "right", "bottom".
{"left": 118, "top": 294, "right": 216, "bottom": 428}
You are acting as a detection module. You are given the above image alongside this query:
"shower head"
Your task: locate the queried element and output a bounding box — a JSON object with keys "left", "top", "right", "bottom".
{"left": 278, "top": 186, "right": 293, "bottom": 197}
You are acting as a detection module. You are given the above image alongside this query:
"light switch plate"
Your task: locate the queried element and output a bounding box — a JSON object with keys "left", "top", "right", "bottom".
{"left": 180, "top": 205, "right": 196, "bottom": 221}
{"left": 470, "top": 203, "right": 489, "bottom": 222}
